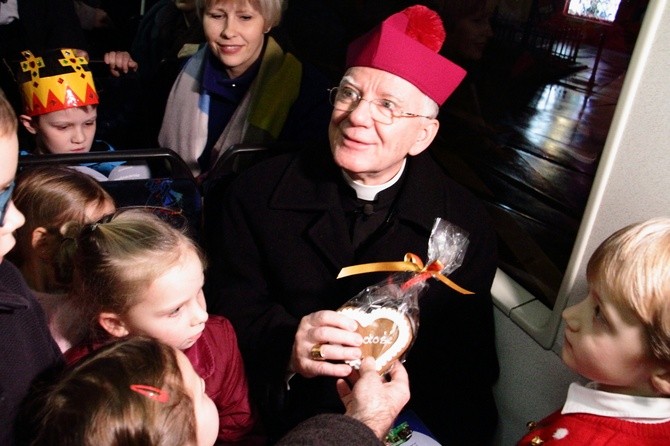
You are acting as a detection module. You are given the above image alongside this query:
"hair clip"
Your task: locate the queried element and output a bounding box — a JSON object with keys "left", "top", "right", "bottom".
{"left": 130, "top": 384, "right": 169, "bottom": 403}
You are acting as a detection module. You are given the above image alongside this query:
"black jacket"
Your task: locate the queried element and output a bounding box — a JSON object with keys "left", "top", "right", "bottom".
{"left": 208, "top": 148, "right": 500, "bottom": 444}
{"left": 6, "top": 0, "right": 86, "bottom": 56}
{"left": 0, "top": 260, "right": 63, "bottom": 445}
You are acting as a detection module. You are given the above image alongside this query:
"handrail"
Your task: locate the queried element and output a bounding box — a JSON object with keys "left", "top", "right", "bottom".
{"left": 19, "top": 148, "right": 194, "bottom": 180}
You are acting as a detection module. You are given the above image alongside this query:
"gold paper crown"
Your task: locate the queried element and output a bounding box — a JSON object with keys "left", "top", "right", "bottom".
{"left": 16, "top": 48, "right": 99, "bottom": 117}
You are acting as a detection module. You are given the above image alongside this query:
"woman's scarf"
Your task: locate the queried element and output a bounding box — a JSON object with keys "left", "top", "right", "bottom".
{"left": 158, "top": 37, "right": 302, "bottom": 176}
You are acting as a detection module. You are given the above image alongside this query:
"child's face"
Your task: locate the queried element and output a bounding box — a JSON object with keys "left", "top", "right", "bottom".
{"left": 118, "top": 246, "right": 208, "bottom": 350}
{"left": 0, "top": 132, "right": 26, "bottom": 260}
{"left": 176, "top": 350, "right": 219, "bottom": 445}
{"left": 26, "top": 106, "right": 97, "bottom": 154}
{"left": 561, "top": 285, "right": 660, "bottom": 396}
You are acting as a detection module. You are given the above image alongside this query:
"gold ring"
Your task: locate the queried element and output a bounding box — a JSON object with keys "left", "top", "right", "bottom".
{"left": 310, "top": 344, "right": 325, "bottom": 361}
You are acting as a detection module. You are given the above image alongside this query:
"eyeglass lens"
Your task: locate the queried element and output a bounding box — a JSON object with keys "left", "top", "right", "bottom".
{"left": 329, "top": 88, "right": 393, "bottom": 124}
{"left": 0, "top": 181, "right": 15, "bottom": 228}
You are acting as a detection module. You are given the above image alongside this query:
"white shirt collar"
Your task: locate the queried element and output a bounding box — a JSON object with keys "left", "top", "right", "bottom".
{"left": 562, "top": 382, "right": 670, "bottom": 423}
{"left": 342, "top": 160, "right": 406, "bottom": 201}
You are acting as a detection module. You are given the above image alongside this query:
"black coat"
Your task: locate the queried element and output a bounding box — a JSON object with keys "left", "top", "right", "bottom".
{"left": 208, "top": 148, "right": 500, "bottom": 444}
{"left": 16, "top": 0, "right": 87, "bottom": 54}
{"left": 0, "top": 260, "right": 63, "bottom": 445}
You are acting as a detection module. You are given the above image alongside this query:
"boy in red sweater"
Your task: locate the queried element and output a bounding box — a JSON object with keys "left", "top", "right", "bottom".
{"left": 519, "top": 217, "right": 670, "bottom": 445}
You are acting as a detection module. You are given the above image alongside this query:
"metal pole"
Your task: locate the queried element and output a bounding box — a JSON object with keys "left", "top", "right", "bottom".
{"left": 587, "top": 32, "right": 606, "bottom": 95}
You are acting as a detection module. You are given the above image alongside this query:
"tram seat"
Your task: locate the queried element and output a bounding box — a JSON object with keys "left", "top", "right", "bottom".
{"left": 201, "top": 144, "right": 275, "bottom": 257}
{"left": 203, "top": 143, "right": 297, "bottom": 194}
{"left": 18, "top": 148, "right": 203, "bottom": 240}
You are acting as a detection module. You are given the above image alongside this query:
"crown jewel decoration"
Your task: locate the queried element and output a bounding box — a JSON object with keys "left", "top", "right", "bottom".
{"left": 16, "top": 48, "right": 98, "bottom": 117}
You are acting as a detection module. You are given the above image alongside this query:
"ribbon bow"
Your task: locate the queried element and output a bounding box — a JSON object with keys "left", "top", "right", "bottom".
{"left": 337, "top": 252, "right": 473, "bottom": 294}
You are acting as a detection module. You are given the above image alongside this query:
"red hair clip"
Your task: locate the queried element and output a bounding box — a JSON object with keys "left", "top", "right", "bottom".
{"left": 130, "top": 384, "right": 169, "bottom": 403}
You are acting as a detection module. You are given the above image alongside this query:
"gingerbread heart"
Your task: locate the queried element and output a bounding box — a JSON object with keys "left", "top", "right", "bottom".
{"left": 338, "top": 307, "right": 414, "bottom": 374}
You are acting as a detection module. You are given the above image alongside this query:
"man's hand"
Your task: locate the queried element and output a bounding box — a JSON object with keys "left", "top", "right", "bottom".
{"left": 103, "top": 51, "right": 138, "bottom": 77}
{"left": 290, "top": 310, "right": 363, "bottom": 378}
{"left": 337, "top": 357, "right": 410, "bottom": 440}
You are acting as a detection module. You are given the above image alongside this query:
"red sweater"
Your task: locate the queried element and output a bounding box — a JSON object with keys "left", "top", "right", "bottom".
{"left": 65, "top": 315, "right": 257, "bottom": 443}
{"left": 518, "top": 409, "right": 670, "bottom": 445}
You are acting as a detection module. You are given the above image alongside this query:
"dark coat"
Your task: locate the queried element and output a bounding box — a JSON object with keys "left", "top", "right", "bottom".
{"left": 17, "top": 0, "right": 86, "bottom": 52}
{"left": 276, "top": 413, "right": 383, "bottom": 446}
{"left": 0, "top": 260, "right": 63, "bottom": 446}
{"left": 0, "top": 0, "right": 87, "bottom": 119}
{"left": 208, "top": 148, "right": 499, "bottom": 444}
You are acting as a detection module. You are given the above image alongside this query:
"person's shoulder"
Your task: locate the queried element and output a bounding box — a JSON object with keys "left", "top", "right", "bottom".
{"left": 407, "top": 152, "right": 495, "bottom": 236}
{"left": 0, "top": 259, "right": 34, "bottom": 305}
{"left": 228, "top": 149, "right": 303, "bottom": 192}
{"left": 198, "top": 316, "right": 242, "bottom": 367}
{"left": 276, "top": 413, "right": 383, "bottom": 446}
{"left": 412, "top": 151, "right": 487, "bottom": 209}
{"left": 205, "top": 314, "right": 236, "bottom": 333}
{"left": 413, "top": 151, "right": 470, "bottom": 187}
{"left": 516, "top": 408, "right": 670, "bottom": 445}
{"left": 239, "top": 146, "right": 332, "bottom": 183}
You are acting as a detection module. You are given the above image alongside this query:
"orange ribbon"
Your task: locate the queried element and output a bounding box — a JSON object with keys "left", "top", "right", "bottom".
{"left": 337, "top": 253, "right": 473, "bottom": 295}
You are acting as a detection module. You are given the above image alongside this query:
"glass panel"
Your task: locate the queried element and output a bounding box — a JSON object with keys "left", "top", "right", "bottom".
{"left": 431, "top": 0, "right": 643, "bottom": 308}
{"left": 565, "top": 0, "right": 623, "bottom": 23}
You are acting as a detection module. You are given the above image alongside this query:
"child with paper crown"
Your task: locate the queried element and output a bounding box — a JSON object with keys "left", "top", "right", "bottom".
{"left": 13, "top": 48, "right": 146, "bottom": 180}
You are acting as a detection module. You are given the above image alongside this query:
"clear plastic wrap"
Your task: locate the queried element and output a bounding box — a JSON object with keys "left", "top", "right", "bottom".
{"left": 336, "top": 218, "right": 471, "bottom": 374}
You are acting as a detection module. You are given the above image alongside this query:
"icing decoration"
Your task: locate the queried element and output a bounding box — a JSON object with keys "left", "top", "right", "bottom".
{"left": 339, "top": 307, "right": 413, "bottom": 374}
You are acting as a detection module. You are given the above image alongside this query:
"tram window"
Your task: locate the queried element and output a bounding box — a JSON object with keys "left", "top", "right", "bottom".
{"left": 565, "top": 0, "right": 623, "bottom": 23}
{"left": 432, "top": 0, "right": 644, "bottom": 312}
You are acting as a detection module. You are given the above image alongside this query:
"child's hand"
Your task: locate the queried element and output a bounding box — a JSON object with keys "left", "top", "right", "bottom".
{"left": 104, "top": 51, "right": 139, "bottom": 77}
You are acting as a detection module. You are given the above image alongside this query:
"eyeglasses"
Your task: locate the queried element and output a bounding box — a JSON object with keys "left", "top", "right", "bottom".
{"left": 0, "top": 181, "right": 15, "bottom": 228}
{"left": 328, "top": 86, "right": 431, "bottom": 125}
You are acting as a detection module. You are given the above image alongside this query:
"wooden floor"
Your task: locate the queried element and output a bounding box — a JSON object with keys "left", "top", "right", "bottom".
{"left": 431, "top": 42, "right": 632, "bottom": 306}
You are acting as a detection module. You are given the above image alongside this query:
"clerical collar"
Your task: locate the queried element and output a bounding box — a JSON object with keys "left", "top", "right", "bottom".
{"left": 342, "top": 160, "right": 406, "bottom": 201}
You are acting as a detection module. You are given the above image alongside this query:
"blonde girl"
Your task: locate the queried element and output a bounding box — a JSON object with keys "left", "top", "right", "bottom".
{"left": 64, "top": 208, "right": 258, "bottom": 443}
